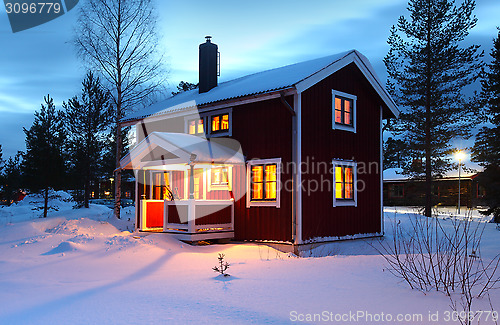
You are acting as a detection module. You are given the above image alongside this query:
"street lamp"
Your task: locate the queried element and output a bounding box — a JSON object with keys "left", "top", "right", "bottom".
{"left": 454, "top": 151, "right": 466, "bottom": 214}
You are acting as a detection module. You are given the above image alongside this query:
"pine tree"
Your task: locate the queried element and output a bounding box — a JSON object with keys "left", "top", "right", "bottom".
{"left": 1, "top": 153, "right": 23, "bottom": 206}
{"left": 64, "top": 72, "right": 112, "bottom": 208}
{"left": 472, "top": 28, "right": 500, "bottom": 222}
{"left": 172, "top": 81, "right": 198, "bottom": 96}
{"left": 384, "top": 0, "right": 483, "bottom": 217}
{"left": 23, "top": 95, "right": 67, "bottom": 218}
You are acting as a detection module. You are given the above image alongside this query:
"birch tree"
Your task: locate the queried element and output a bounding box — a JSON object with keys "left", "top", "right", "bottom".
{"left": 74, "top": 0, "right": 165, "bottom": 218}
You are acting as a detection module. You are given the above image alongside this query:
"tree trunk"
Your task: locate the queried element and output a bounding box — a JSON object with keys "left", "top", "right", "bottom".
{"left": 424, "top": 1, "right": 433, "bottom": 218}
{"left": 43, "top": 187, "right": 49, "bottom": 218}
{"left": 114, "top": 2, "right": 122, "bottom": 219}
{"left": 84, "top": 178, "right": 90, "bottom": 208}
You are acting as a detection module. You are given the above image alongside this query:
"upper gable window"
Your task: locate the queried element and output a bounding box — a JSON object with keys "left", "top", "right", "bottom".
{"left": 332, "top": 90, "right": 357, "bottom": 133}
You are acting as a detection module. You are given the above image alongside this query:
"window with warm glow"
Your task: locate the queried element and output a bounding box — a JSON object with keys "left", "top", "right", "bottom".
{"left": 211, "top": 114, "right": 230, "bottom": 133}
{"left": 212, "top": 115, "right": 220, "bottom": 132}
{"left": 332, "top": 90, "right": 356, "bottom": 132}
{"left": 332, "top": 160, "right": 357, "bottom": 207}
{"left": 188, "top": 119, "right": 204, "bottom": 135}
{"left": 247, "top": 158, "right": 281, "bottom": 207}
{"left": 221, "top": 114, "right": 229, "bottom": 130}
{"left": 335, "top": 96, "right": 353, "bottom": 126}
{"left": 211, "top": 167, "right": 229, "bottom": 186}
{"left": 250, "top": 163, "right": 277, "bottom": 201}
{"left": 335, "top": 166, "right": 354, "bottom": 200}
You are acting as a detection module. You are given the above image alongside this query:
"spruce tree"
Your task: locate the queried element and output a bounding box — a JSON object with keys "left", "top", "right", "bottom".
{"left": 64, "top": 72, "right": 112, "bottom": 208}
{"left": 23, "top": 95, "right": 67, "bottom": 217}
{"left": 384, "top": 0, "right": 483, "bottom": 217}
{"left": 472, "top": 28, "right": 500, "bottom": 222}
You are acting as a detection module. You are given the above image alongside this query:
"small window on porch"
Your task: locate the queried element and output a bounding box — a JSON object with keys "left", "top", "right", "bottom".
{"left": 209, "top": 166, "right": 232, "bottom": 191}
{"left": 246, "top": 158, "right": 281, "bottom": 208}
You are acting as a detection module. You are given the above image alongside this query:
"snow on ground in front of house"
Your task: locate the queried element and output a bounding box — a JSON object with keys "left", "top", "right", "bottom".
{"left": 0, "top": 197, "right": 499, "bottom": 324}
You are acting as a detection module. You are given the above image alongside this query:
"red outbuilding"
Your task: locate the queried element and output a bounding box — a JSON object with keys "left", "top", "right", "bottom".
{"left": 119, "top": 37, "right": 399, "bottom": 251}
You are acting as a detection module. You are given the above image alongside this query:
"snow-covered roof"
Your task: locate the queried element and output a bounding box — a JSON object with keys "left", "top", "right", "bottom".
{"left": 122, "top": 50, "right": 399, "bottom": 122}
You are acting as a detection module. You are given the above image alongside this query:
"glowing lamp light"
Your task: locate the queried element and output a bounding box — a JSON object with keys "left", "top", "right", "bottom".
{"left": 454, "top": 151, "right": 466, "bottom": 162}
{"left": 454, "top": 150, "right": 466, "bottom": 215}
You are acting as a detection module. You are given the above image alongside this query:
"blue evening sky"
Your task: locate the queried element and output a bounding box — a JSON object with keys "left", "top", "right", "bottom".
{"left": 0, "top": 0, "right": 499, "bottom": 158}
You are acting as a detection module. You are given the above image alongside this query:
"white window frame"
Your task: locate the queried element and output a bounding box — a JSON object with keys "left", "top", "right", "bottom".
{"left": 208, "top": 165, "right": 232, "bottom": 191}
{"left": 246, "top": 158, "right": 281, "bottom": 208}
{"left": 332, "top": 159, "right": 358, "bottom": 207}
{"left": 332, "top": 90, "right": 357, "bottom": 133}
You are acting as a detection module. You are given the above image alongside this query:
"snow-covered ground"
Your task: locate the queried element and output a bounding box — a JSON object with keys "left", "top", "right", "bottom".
{"left": 0, "top": 195, "right": 499, "bottom": 324}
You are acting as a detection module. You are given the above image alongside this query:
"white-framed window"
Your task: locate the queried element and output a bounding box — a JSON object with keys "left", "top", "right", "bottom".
{"left": 184, "top": 108, "right": 232, "bottom": 138}
{"left": 187, "top": 118, "right": 205, "bottom": 136}
{"left": 332, "top": 90, "right": 356, "bottom": 133}
{"left": 246, "top": 158, "right": 281, "bottom": 208}
{"left": 332, "top": 159, "right": 357, "bottom": 207}
{"left": 208, "top": 166, "right": 232, "bottom": 191}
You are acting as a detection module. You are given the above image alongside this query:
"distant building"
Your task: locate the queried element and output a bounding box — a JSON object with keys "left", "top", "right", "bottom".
{"left": 383, "top": 167, "right": 486, "bottom": 208}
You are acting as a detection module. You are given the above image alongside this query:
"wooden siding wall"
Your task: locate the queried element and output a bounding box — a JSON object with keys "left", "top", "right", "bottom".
{"left": 231, "top": 97, "right": 294, "bottom": 242}
{"left": 301, "top": 63, "right": 383, "bottom": 241}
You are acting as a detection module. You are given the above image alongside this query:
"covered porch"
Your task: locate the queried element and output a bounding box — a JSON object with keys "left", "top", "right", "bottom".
{"left": 120, "top": 132, "right": 244, "bottom": 242}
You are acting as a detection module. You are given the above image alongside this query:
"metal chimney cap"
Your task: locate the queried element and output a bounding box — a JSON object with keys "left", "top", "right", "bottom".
{"left": 205, "top": 36, "right": 212, "bottom": 42}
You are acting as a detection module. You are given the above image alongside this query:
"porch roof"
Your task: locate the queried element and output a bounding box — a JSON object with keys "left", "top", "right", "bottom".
{"left": 119, "top": 132, "right": 245, "bottom": 170}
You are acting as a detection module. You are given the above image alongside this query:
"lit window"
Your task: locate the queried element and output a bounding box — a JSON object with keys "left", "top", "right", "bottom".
{"left": 335, "top": 166, "right": 354, "bottom": 200}
{"left": 332, "top": 160, "right": 357, "bottom": 207}
{"left": 211, "top": 114, "right": 230, "bottom": 133}
{"left": 332, "top": 90, "right": 356, "bottom": 132}
{"left": 197, "top": 119, "right": 204, "bottom": 134}
{"left": 188, "top": 119, "right": 204, "bottom": 135}
{"left": 221, "top": 114, "right": 229, "bottom": 130}
{"left": 211, "top": 167, "right": 229, "bottom": 186}
{"left": 212, "top": 116, "right": 220, "bottom": 132}
{"left": 247, "top": 158, "right": 281, "bottom": 208}
{"left": 188, "top": 120, "right": 196, "bottom": 135}
{"left": 335, "top": 96, "right": 353, "bottom": 126}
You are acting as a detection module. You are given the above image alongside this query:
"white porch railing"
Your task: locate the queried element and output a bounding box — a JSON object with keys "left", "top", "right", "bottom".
{"left": 140, "top": 199, "right": 234, "bottom": 235}
{"left": 164, "top": 199, "right": 234, "bottom": 233}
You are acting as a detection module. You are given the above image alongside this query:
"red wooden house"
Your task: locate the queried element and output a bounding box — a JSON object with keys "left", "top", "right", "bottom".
{"left": 119, "top": 37, "right": 399, "bottom": 249}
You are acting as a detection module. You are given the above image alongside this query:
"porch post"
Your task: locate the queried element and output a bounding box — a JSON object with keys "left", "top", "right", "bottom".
{"left": 189, "top": 163, "right": 195, "bottom": 199}
{"left": 188, "top": 154, "right": 197, "bottom": 234}
{"left": 134, "top": 171, "right": 139, "bottom": 230}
